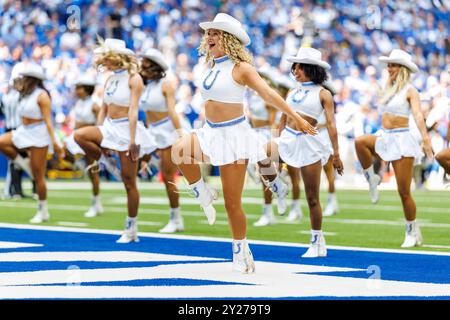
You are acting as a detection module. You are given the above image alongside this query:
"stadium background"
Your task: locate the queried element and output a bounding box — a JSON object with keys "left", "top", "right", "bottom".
{"left": 0, "top": 0, "right": 449, "bottom": 186}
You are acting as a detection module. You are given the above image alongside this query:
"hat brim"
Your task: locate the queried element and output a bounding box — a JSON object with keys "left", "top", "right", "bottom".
{"left": 199, "top": 21, "right": 251, "bottom": 46}
{"left": 20, "top": 71, "right": 47, "bottom": 80}
{"left": 286, "top": 56, "right": 331, "bottom": 70}
{"left": 379, "top": 57, "right": 419, "bottom": 73}
{"left": 94, "top": 47, "right": 135, "bottom": 56}
{"left": 75, "top": 80, "right": 97, "bottom": 86}
{"left": 139, "top": 54, "right": 169, "bottom": 71}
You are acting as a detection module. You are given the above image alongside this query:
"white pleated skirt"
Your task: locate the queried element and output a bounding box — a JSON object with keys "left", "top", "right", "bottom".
{"left": 11, "top": 122, "right": 51, "bottom": 149}
{"left": 194, "top": 116, "right": 267, "bottom": 166}
{"left": 148, "top": 116, "right": 191, "bottom": 150}
{"left": 375, "top": 127, "right": 424, "bottom": 165}
{"left": 275, "top": 126, "right": 332, "bottom": 168}
{"left": 99, "top": 117, "right": 157, "bottom": 157}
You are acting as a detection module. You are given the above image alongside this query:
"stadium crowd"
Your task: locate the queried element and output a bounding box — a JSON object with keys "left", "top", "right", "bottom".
{"left": 0, "top": 0, "right": 449, "bottom": 187}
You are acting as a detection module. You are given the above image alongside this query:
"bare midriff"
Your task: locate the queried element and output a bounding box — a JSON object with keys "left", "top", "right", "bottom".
{"left": 146, "top": 111, "right": 169, "bottom": 124}
{"left": 205, "top": 100, "right": 244, "bottom": 123}
{"left": 251, "top": 118, "right": 270, "bottom": 128}
{"left": 107, "top": 104, "right": 130, "bottom": 119}
{"left": 382, "top": 113, "right": 409, "bottom": 130}
{"left": 22, "top": 117, "right": 43, "bottom": 125}
{"left": 286, "top": 112, "right": 317, "bottom": 129}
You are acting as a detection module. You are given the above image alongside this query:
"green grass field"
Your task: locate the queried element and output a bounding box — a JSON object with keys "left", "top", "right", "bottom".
{"left": 0, "top": 179, "right": 449, "bottom": 253}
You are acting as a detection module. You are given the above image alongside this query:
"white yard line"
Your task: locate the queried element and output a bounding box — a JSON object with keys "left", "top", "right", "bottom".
{"left": 56, "top": 221, "right": 89, "bottom": 227}
{"left": 0, "top": 222, "right": 450, "bottom": 256}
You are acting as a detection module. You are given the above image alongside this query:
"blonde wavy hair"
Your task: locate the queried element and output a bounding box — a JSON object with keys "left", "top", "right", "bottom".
{"left": 94, "top": 37, "right": 139, "bottom": 75}
{"left": 198, "top": 30, "right": 253, "bottom": 65}
{"left": 379, "top": 66, "right": 411, "bottom": 105}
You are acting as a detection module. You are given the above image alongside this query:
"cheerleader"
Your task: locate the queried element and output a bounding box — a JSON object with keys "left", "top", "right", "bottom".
{"left": 262, "top": 47, "right": 344, "bottom": 258}
{"left": 435, "top": 115, "right": 450, "bottom": 176}
{"left": 0, "top": 63, "right": 63, "bottom": 223}
{"left": 74, "top": 39, "right": 157, "bottom": 243}
{"left": 65, "top": 74, "right": 103, "bottom": 218}
{"left": 138, "top": 48, "right": 188, "bottom": 233}
{"left": 172, "top": 13, "right": 315, "bottom": 273}
{"left": 245, "top": 69, "right": 278, "bottom": 227}
{"left": 355, "top": 49, "right": 434, "bottom": 247}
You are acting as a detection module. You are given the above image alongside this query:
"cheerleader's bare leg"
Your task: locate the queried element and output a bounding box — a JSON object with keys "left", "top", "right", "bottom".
{"left": 172, "top": 133, "right": 217, "bottom": 225}
{"left": 355, "top": 134, "right": 382, "bottom": 203}
{"left": 74, "top": 126, "right": 103, "bottom": 161}
{"left": 29, "top": 146, "right": 50, "bottom": 223}
{"left": 436, "top": 148, "right": 450, "bottom": 175}
{"left": 392, "top": 157, "right": 423, "bottom": 248}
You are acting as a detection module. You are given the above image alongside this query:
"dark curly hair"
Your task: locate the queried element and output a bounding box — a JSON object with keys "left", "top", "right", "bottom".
{"left": 140, "top": 58, "right": 166, "bottom": 82}
{"left": 291, "top": 63, "right": 328, "bottom": 84}
{"left": 76, "top": 85, "right": 95, "bottom": 96}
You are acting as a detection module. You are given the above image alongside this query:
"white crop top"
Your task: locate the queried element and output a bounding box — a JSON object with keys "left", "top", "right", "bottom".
{"left": 200, "top": 55, "right": 246, "bottom": 104}
{"left": 246, "top": 89, "right": 269, "bottom": 121}
{"left": 286, "top": 82, "right": 323, "bottom": 120}
{"left": 380, "top": 84, "right": 411, "bottom": 119}
{"left": 103, "top": 69, "right": 131, "bottom": 107}
{"left": 18, "top": 88, "right": 45, "bottom": 120}
{"left": 139, "top": 80, "right": 167, "bottom": 112}
{"left": 74, "top": 96, "right": 97, "bottom": 124}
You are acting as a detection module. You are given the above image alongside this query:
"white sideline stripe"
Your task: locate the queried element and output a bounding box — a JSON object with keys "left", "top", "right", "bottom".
{"left": 298, "top": 231, "right": 337, "bottom": 236}
{"left": 57, "top": 222, "right": 89, "bottom": 227}
{"left": 423, "top": 244, "right": 450, "bottom": 249}
{"left": 0, "top": 251, "right": 224, "bottom": 263}
{"left": 0, "top": 241, "right": 43, "bottom": 249}
{"left": 1, "top": 201, "right": 450, "bottom": 230}
{"left": 138, "top": 221, "right": 163, "bottom": 226}
{"left": 0, "top": 222, "right": 450, "bottom": 257}
{"left": 199, "top": 220, "right": 229, "bottom": 226}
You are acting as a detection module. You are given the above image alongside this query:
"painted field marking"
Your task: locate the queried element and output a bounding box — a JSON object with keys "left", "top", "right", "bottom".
{"left": 0, "top": 241, "right": 43, "bottom": 249}
{"left": 57, "top": 221, "right": 89, "bottom": 227}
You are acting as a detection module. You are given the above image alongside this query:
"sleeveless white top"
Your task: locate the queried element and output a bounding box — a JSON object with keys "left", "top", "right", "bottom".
{"left": 200, "top": 56, "right": 246, "bottom": 104}
{"left": 103, "top": 69, "right": 131, "bottom": 107}
{"left": 286, "top": 82, "right": 323, "bottom": 121}
{"left": 380, "top": 84, "right": 411, "bottom": 119}
{"left": 139, "top": 79, "right": 167, "bottom": 112}
{"left": 18, "top": 88, "right": 45, "bottom": 120}
{"left": 74, "top": 96, "right": 97, "bottom": 124}
{"left": 246, "top": 90, "right": 269, "bottom": 121}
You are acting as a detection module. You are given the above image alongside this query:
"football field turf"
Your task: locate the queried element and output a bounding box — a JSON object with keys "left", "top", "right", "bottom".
{"left": 0, "top": 179, "right": 449, "bottom": 253}
{"left": 0, "top": 179, "right": 449, "bottom": 299}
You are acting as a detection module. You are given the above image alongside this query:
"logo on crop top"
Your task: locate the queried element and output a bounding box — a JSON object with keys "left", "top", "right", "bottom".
{"left": 291, "top": 88, "right": 310, "bottom": 104}
{"left": 202, "top": 70, "right": 221, "bottom": 90}
{"left": 105, "top": 79, "right": 119, "bottom": 96}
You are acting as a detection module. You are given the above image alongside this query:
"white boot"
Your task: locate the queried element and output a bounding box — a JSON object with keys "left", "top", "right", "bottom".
{"left": 363, "top": 166, "right": 381, "bottom": 203}
{"left": 30, "top": 201, "right": 50, "bottom": 224}
{"left": 116, "top": 217, "right": 139, "bottom": 243}
{"left": 232, "top": 239, "right": 255, "bottom": 274}
{"left": 266, "top": 176, "right": 288, "bottom": 215}
{"left": 302, "top": 230, "right": 327, "bottom": 258}
{"left": 253, "top": 205, "right": 276, "bottom": 227}
{"left": 189, "top": 178, "right": 218, "bottom": 225}
{"left": 14, "top": 155, "right": 34, "bottom": 179}
{"left": 401, "top": 221, "right": 423, "bottom": 248}
{"left": 323, "top": 193, "right": 339, "bottom": 217}
{"left": 246, "top": 164, "right": 261, "bottom": 185}
{"left": 159, "top": 208, "right": 184, "bottom": 233}
{"left": 84, "top": 196, "right": 104, "bottom": 218}
{"left": 286, "top": 200, "right": 303, "bottom": 223}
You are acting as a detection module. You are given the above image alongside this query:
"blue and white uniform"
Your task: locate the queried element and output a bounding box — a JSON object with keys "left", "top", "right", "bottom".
{"left": 12, "top": 88, "right": 52, "bottom": 149}
{"left": 139, "top": 79, "right": 190, "bottom": 149}
{"left": 275, "top": 81, "right": 332, "bottom": 168}
{"left": 245, "top": 89, "right": 272, "bottom": 145}
{"left": 374, "top": 84, "right": 423, "bottom": 164}
{"left": 99, "top": 69, "right": 156, "bottom": 157}
{"left": 195, "top": 55, "right": 267, "bottom": 166}
{"left": 66, "top": 96, "right": 97, "bottom": 155}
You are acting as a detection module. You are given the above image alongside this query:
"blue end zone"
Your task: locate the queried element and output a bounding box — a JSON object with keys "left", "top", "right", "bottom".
{"left": 1, "top": 226, "right": 450, "bottom": 300}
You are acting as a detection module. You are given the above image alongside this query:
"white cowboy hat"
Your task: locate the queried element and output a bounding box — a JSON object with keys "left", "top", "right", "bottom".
{"left": 199, "top": 13, "right": 251, "bottom": 46}
{"left": 75, "top": 73, "right": 97, "bottom": 86}
{"left": 379, "top": 49, "right": 419, "bottom": 73}
{"left": 9, "top": 62, "right": 26, "bottom": 85}
{"left": 286, "top": 47, "right": 331, "bottom": 70}
{"left": 19, "top": 63, "right": 47, "bottom": 80}
{"left": 140, "top": 48, "right": 169, "bottom": 71}
{"left": 94, "top": 38, "right": 134, "bottom": 56}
